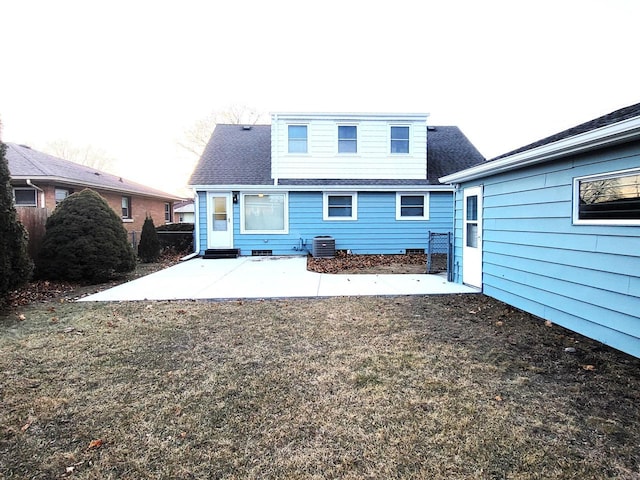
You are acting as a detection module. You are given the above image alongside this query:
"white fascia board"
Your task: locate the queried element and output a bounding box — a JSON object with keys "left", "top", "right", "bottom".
{"left": 440, "top": 116, "right": 640, "bottom": 184}
{"left": 272, "top": 112, "right": 429, "bottom": 122}
{"left": 189, "top": 184, "right": 453, "bottom": 192}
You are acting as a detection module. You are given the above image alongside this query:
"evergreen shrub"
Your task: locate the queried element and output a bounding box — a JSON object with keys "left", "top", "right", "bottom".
{"left": 138, "top": 215, "right": 160, "bottom": 263}
{"left": 37, "top": 189, "right": 136, "bottom": 283}
{"left": 0, "top": 142, "right": 33, "bottom": 304}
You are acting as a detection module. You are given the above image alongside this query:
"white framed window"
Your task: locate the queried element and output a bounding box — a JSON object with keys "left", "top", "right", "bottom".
{"left": 390, "top": 125, "right": 410, "bottom": 154}
{"left": 13, "top": 188, "right": 37, "bottom": 206}
{"left": 121, "top": 196, "right": 132, "bottom": 219}
{"left": 164, "top": 203, "right": 171, "bottom": 222}
{"left": 241, "top": 193, "right": 288, "bottom": 234}
{"left": 55, "top": 188, "right": 72, "bottom": 204}
{"left": 573, "top": 168, "right": 640, "bottom": 225}
{"left": 338, "top": 125, "right": 357, "bottom": 153}
{"left": 396, "top": 193, "right": 430, "bottom": 220}
{"left": 288, "top": 125, "right": 308, "bottom": 154}
{"left": 323, "top": 192, "right": 357, "bottom": 221}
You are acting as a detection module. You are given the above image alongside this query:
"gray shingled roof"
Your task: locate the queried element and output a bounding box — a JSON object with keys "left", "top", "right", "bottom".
{"left": 491, "top": 102, "right": 640, "bottom": 161}
{"left": 188, "top": 124, "right": 484, "bottom": 187}
{"left": 6, "top": 143, "right": 182, "bottom": 200}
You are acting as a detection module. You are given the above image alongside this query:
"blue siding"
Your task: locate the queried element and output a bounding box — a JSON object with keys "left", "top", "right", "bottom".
{"left": 452, "top": 141, "right": 640, "bottom": 357}
{"left": 196, "top": 191, "right": 207, "bottom": 254}
{"left": 198, "top": 190, "right": 453, "bottom": 256}
{"left": 235, "top": 191, "right": 453, "bottom": 255}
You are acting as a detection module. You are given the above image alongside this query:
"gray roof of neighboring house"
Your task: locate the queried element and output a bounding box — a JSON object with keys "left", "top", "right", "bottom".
{"left": 6, "top": 143, "right": 182, "bottom": 200}
{"left": 491, "top": 102, "right": 640, "bottom": 161}
{"left": 188, "top": 124, "right": 484, "bottom": 187}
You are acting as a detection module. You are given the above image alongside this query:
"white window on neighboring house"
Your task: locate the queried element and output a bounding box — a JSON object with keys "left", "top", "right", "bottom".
{"left": 55, "top": 188, "right": 72, "bottom": 205}
{"left": 391, "top": 125, "right": 410, "bottom": 154}
{"left": 288, "top": 125, "right": 308, "bottom": 153}
{"left": 323, "top": 192, "right": 357, "bottom": 220}
{"left": 396, "top": 193, "right": 430, "bottom": 220}
{"left": 122, "top": 196, "right": 132, "bottom": 219}
{"left": 13, "top": 188, "right": 37, "bottom": 206}
{"left": 338, "top": 125, "right": 357, "bottom": 153}
{"left": 241, "top": 193, "right": 288, "bottom": 234}
{"left": 573, "top": 168, "right": 640, "bottom": 225}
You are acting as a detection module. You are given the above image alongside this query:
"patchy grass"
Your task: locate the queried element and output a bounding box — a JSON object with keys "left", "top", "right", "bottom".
{"left": 1, "top": 295, "right": 639, "bottom": 479}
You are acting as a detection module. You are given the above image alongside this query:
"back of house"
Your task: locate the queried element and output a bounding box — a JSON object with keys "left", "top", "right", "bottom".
{"left": 441, "top": 102, "right": 640, "bottom": 357}
{"left": 188, "top": 112, "right": 484, "bottom": 258}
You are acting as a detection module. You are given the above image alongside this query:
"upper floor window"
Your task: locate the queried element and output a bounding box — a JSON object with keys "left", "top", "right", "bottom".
{"left": 288, "top": 125, "right": 308, "bottom": 153}
{"left": 573, "top": 168, "right": 640, "bottom": 225}
{"left": 391, "top": 126, "right": 410, "bottom": 154}
{"left": 55, "top": 188, "right": 72, "bottom": 205}
{"left": 396, "top": 193, "right": 430, "bottom": 220}
{"left": 13, "top": 188, "right": 37, "bottom": 206}
{"left": 122, "top": 196, "right": 132, "bottom": 219}
{"left": 323, "top": 192, "right": 357, "bottom": 221}
{"left": 338, "top": 125, "right": 357, "bottom": 153}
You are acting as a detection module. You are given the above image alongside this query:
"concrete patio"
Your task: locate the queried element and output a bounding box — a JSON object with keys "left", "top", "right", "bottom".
{"left": 79, "top": 256, "right": 479, "bottom": 302}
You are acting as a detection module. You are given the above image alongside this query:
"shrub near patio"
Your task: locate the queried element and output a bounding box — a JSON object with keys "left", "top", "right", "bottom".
{"left": 1, "top": 294, "right": 639, "bottom": 479}
{"left": 36, "top": 189, "right": 136, "bottom": 283}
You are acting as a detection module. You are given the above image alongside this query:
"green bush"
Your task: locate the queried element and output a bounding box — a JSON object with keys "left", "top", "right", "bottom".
{"left": 0, "top": 142, "right": 33, "bottom": 304}
{"left": 37, "top": 189, "right": 136, "bottom": 283}
{"left": 138, "top": 215, "right": 160, "bottom": 263}
{"left": 156, "top": 222, "right": 194, "bottom": 253}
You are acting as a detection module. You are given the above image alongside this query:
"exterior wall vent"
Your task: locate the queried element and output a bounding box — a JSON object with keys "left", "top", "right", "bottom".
{"left": 252, "top": 249, "right": 272, "bottom": 256}
{"left": 312, "top": 236, "right": 335, "bottom": 258}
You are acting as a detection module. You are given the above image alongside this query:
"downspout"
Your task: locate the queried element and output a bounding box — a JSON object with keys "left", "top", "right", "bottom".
{"left": 26, "top": 179, "right": 45, "bottom": 208}
{"left": 451, "top": 183, "right": 459, "bottom": 283}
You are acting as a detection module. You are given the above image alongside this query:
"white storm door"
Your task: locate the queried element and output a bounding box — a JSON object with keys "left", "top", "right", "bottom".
{"left": 208, "top": 193, "right": 233, "bottom": 248}
{"left": 462, "top": 186, "right": 483, "bottom": 288}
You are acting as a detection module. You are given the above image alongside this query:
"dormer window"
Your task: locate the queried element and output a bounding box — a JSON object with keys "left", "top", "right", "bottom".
{"left": 391, "top": 126, "right": 410, "bottom": 154}
{"left": 338, "top": 125, "right": 357, "bottom": 153}
{"left": 288, "top": 125, "right": 308, "bottom": 153}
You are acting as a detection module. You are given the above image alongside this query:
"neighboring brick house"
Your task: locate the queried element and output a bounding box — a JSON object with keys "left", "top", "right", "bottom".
{"left": 6, "top": 143, "right": 183, "bottom": 239}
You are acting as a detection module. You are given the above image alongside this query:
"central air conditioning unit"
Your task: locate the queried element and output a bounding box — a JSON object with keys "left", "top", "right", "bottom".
{"left": 312, "top": 236, "right": 335, "bottom": 258}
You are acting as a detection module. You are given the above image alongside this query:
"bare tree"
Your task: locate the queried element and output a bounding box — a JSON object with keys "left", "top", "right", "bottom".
{"left": 177, "top": 105, "right": 268, "bottom": 158}
{"left": 44, "top": 140, "right": 115, "bottom": 172}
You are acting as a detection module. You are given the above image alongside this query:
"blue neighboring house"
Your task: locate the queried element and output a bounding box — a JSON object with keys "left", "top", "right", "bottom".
{"left": 441, "top": 102, "right": 640, "bottom": 358}
{"left": 188, "top": 112, "right": 484, "bottom": 258}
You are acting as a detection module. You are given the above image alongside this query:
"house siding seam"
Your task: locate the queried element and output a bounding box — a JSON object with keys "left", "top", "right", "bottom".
{"left": 452, "top": 141, "right": 640, "bottom": 357}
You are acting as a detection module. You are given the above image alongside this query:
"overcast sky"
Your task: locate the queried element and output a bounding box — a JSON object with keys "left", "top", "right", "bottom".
{"left": 2, "top": 0, "right": 639, "bottom": 195}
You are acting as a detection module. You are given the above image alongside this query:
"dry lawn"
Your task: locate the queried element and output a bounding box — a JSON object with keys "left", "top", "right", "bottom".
{"left": 1, "top": 294, "right": 639, "bottom": 479}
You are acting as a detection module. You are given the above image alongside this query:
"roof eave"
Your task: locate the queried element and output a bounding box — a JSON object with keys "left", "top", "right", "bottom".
{"left": 440, "top": 116, "right": 640, "bottom": 184}
{"left": 189, "top": 183, "right": 453, "bottom": 192}
{"left": 11, "top": 175, "right": 184, "bottom": 201}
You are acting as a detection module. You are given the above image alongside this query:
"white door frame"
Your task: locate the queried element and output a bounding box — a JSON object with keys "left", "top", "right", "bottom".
{"left": 462, "top": 186, "right": 483, "bottom": 288}
{"left": 207, "top": 192, "right": 233, "bottom": 249}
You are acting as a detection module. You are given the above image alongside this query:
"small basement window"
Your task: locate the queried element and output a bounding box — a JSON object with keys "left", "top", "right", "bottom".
{"left": 573, "top": 168, "right": 640, "bottom": 225}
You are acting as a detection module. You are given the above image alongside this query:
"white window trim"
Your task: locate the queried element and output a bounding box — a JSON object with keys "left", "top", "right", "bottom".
{"left": 337, "top": 124, "right": 358, "bottom": 155}
{"left": 390, "top": 124, "right": 411, "bottom": 155}
{"left": 13, "top": 187, "right": 37, "bottom": 206}
{"left": 323, "top": 192, "right": 358, "bottom": 221}
{"left": 121, "top": 196, "right": 132, "bottom": 220}
{"left": 240, "top": 192, "right": 289, "bottom": 234}
{"left": 396, "top": 192, "right": 430, "bottom": 220}
{"left": 287, "top": 124, "right": 309, "bottom": 155}
{"left": 572, "top": 167, "right": 640, "bottom": 226}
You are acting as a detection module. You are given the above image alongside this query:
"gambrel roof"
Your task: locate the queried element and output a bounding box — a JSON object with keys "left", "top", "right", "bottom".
{"left": 188, "top": 124, "right": 484, "bottom": 187}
